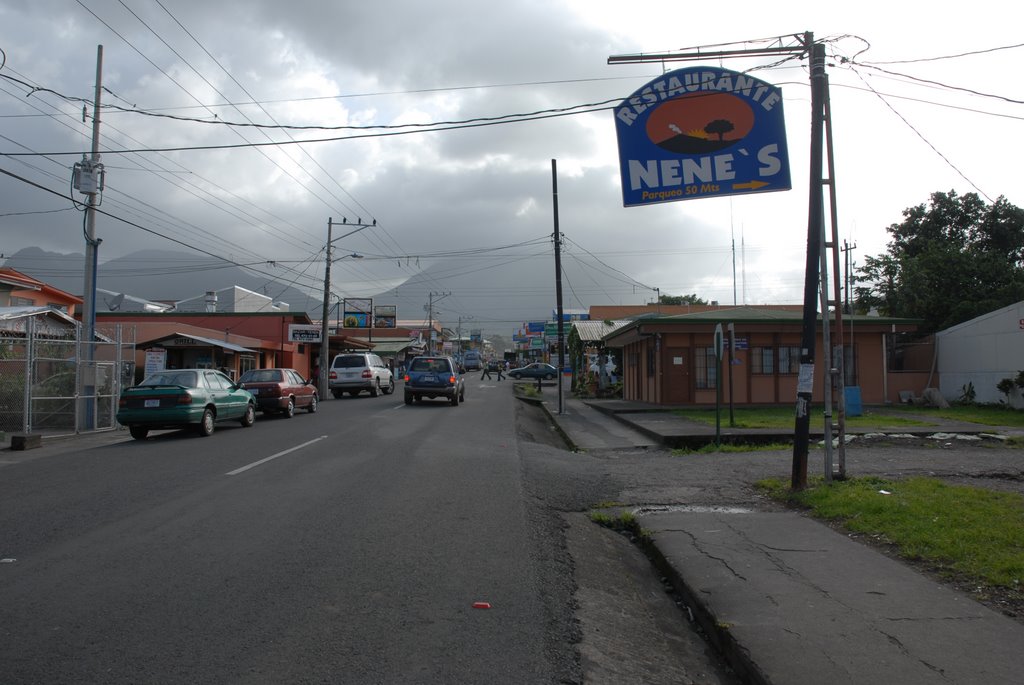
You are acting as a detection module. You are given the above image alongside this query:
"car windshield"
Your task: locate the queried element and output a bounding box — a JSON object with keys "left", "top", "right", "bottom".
{"left": 239, "top": 369, "right": 281, "bottom": 383}
{"left": 139, "top": 371, "right": 198, "bottom": 388}
{"left": 333, "top": 356, "right": 365, "bottom": 368}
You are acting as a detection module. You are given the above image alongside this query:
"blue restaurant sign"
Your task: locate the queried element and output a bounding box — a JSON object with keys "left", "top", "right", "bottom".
{"left": 614, "top": 66, "right": 791, "bottom": 207}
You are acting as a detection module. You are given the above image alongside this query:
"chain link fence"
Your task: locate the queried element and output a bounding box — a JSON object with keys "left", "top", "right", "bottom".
{"left": 0, "top": 316, "right": 135, "bottom": 440}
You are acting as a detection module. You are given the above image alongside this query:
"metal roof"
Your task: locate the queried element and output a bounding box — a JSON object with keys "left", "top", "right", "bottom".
{"left": 571, "top": 319, "right": 632, "bottom": 342}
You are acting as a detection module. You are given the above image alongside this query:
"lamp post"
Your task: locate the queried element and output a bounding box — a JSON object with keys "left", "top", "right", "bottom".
{"left": 318, "top": 217, "right": 372, "bottom": 399}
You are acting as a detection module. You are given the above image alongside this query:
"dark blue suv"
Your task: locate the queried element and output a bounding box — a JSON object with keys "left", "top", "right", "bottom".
{"left": 403, "top": 356, "right": 466, "bottom": 406}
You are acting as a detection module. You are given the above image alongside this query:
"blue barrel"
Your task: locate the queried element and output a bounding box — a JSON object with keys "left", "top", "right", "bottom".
{"left": 844, "top": 386, "right": 863, "bottom": 417}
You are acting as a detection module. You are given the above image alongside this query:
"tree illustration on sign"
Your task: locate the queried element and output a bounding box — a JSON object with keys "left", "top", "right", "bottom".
{"left": 704, "top": 119, "right": 734, "bottom": 141}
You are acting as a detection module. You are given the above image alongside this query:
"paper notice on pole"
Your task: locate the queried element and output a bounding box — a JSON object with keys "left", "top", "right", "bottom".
{"left": 797, "top": 363, "right": 815, "bottom": 394}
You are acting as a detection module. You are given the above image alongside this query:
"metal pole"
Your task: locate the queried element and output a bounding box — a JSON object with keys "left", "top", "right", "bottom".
{"left": 552, "top": 159, "right": 565, "bottom": 415}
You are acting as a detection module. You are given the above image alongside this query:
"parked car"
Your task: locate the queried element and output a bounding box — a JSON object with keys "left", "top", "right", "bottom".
{"left": 508, "top": 362, "right": 559, "bottom": 380}
{"left": 328, "top": 352, "right": 395, "bottom": 398}
{"left": 403, "top": 356, "right": 465, "bottom": 406}
{"left": 116, "top": 368, "right": 256, "bottom": 440}
{"left": 238, "top": 368, "right": 318, "bottom": 417}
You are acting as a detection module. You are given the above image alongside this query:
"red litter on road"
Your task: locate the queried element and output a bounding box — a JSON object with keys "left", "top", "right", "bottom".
{"left": 472, "top": 601, "right": 492, "bottom": 609}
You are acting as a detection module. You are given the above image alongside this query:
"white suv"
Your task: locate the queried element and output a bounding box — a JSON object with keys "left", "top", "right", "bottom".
{"left": 329, "top": 353, "right": 395, "bottom": 398}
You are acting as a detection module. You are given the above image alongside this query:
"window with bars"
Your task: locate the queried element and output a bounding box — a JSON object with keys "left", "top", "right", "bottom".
{"left": 778, "top": 346, "right": 801, "bottom": 374}
{"left": 695, "top": 347, "right": 717, "bottom": 389}
{"left": 751, "top": 346, "right": 801, "bottom": 375}
{"left": 751, "top": 347, "right": 774, "bottom": 374}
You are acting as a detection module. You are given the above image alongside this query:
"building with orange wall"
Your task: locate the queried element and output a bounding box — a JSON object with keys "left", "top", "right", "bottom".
{"left": 0, "top": 267, "right": 81, "bottom": 315}
{"left": 601, "top": 306, "right": 928, "bottom": 406}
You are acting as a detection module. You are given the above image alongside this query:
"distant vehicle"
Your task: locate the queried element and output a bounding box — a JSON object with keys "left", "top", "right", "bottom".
{"left": 329, "top": 352, "right": 394, "bottom": 398}
{"left": 508, "top": 362, "right": 558, "bottom": 381}
{"left": 463, "top": 350, "right": 482, "bottom": 371}
{"left": 238, "top": 367, "right": 318, "bottom": 417}
{"left": 116, "top": 368, "right": 256, "bottom": 440}
{"left": 403, "top": 356, "right": 466, "bottom": 406}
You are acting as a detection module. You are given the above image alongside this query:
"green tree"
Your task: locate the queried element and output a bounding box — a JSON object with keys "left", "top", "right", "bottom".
{"left": 659, "top": 293, "right": 708, "bottom": 305}
{"left": 855, "top": 191, "right": 1024, "bottom": 335}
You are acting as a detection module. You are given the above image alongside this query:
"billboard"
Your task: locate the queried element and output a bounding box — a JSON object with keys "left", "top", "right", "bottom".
{"left": 343, "top": 298, "right": 372, "bottom": 328}
{"left": 374, "top": 304, "right": 397, "bottom": 328}
{"left": 615, "top": 66, "right": 790, "bottom": 207}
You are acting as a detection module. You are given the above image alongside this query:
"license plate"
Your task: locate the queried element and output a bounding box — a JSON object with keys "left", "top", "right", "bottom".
{"left": 249, "top": 388, "right": 259, "bottom": 395}
{"left": 144, "top": 399, "right": 160, "bottom": 408}
{"left": 422, "top": 374, "right": 436, "bottom": 382}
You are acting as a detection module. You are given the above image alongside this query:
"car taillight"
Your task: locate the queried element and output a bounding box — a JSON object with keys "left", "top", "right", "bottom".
{"left": 176, "top": 393, "right": 193, "bottom": 405}
{"left": 448, "top": 375, "right": 456, "bottom": 384}
{"left": 329, "top": 371, "right": 337, "bottom": 380}
{"left": 361, "top": 369, "right": 372, "bottom": 378}
{"left": 403, "top": 374, "right": 410, "bottom": 382}
{"left": 265, "top": 386, "right": 281, "bottom": 397}
{"left": 118, "top": 397, "right": 127, "bottom": 408}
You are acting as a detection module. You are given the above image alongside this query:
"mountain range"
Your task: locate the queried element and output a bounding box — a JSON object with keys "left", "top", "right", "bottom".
{"left": 2, "top": 247, "right": 328, "bottom": 314}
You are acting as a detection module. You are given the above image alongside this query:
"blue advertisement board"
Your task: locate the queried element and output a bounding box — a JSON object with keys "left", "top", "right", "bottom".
{"left": 615, "top": 66, "right": 791, "bottom": 207}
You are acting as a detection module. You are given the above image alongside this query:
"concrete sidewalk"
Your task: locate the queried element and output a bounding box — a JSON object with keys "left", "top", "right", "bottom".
{"left": 532, "top": 384, "right": 1024, "bottom": 684}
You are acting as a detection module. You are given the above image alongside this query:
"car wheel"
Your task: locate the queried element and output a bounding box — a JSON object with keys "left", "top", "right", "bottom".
{"left": 240, "top": 403, "right": 256, "bottom": 428}
{"left": 128, "top": 425, "right": 149, "bottom": 440}
{"left": 307, "top": 395, "right": 318, "bottom": 413}
{"left": 198, "top": 408, "right": 215, "bottom": 436}
{"left": 450, "top": 391, "right": 459, "bottom": 406}
{"left": 370, "top": 380, "right": 380, "bottom": 397}
{"left": 404, "top": 393, "right": 413, "bottom": 405}
{"left": 460, "top": 387, "right": 466, "bottom": 401}
{"left": 283, "top": 397, "right": 295, "bottom": 418}
{"left": 511, "top": 373, "right": 521, "bottom": 380}
{"left": 332, "top": 390, "right": 343, "bottom": 399}
{"left": 385, "top": 378, "right": 395, "bottom": 395}
{"left": 545, "top": 373, "right": 555, "bottom": 380}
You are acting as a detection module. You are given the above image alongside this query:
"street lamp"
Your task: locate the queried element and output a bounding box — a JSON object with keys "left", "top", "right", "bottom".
{"left": 319, "top": 216, "right": 373, "bottom": 399}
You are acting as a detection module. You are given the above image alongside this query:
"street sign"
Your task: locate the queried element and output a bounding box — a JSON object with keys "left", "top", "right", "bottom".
{"left": 615, "top": 66, "right": 791, "bottom": 207}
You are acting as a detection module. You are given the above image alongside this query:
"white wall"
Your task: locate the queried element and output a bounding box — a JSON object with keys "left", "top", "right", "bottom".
{"left": 937, "top": 301, "right": 1024, "bottom": 407}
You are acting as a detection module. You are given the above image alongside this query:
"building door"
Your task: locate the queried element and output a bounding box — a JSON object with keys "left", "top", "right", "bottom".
{"left": 663, "top": 347, "right": 691, "bottom": 404}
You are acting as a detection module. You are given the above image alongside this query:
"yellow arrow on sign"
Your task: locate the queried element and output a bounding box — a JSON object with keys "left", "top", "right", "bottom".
{"left": 733, "top": 180, "right": 770, "bottom": 190}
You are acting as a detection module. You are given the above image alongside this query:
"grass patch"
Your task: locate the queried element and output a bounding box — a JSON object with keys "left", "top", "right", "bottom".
{"left": 672, "top": 441, "right": 791, "bottom": 456}
{"left": 672, "top": 406, "right": 934, "bottom": 429}
{"left": 885, "top": 403, "right": 1024, "bottom": 427}
{"left": 758, "top": 476, "right": 1024, "bottom": 589}
{"left": 588, "top": 508, "right": 636, "bottom": 531}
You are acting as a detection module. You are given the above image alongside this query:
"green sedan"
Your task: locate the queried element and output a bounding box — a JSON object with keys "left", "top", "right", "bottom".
{"left": 117, "top": 369, "right": 256, "bottom": 440}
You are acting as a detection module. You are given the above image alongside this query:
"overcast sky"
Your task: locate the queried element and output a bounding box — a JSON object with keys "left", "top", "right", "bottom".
{"left": 0, "top": 1, "right": 1019, "bottom": 335}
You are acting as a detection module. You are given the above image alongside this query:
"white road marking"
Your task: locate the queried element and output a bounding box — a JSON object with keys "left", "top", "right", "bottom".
{"left": 226, "top": 436, "right": 328, "bottom": 476}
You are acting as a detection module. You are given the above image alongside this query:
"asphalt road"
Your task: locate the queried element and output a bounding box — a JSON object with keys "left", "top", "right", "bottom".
{"left": 1, "top": 379, "right": 568, "bottom": 683}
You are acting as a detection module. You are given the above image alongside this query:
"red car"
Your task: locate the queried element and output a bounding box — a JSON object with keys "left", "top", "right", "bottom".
{"left": 238, "top": 368, "right": 318, "bottom": 418}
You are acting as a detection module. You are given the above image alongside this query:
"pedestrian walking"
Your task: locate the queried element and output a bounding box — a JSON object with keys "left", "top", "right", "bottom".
{"left": 496, "top": 361, "right": 505, "bottom": 381}
{"left": 481, "top": 362, "right": 492, "bottom": 380}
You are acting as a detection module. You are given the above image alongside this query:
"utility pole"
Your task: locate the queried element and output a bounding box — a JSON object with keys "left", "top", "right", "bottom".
{"left": 552, "top": 159, "right": 565, "bottom": 415}
{"left": 427, "top": 291, "right": 450, "bottom": 354}
{"left": 608, "top": 32, "right": 839, "bottom": 490}
{"left": 319, "top": 217, "right": 372, "bottom": 400}
{"left": 75, "top": 45, "right": 105, "bottom": 431}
